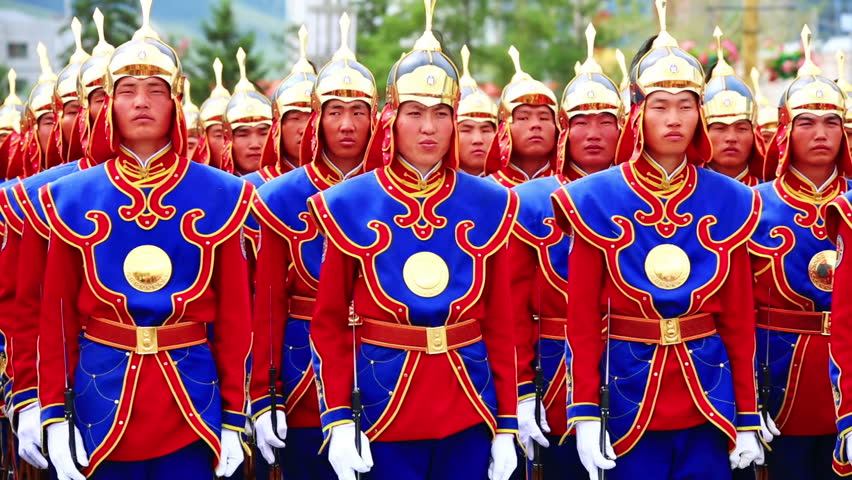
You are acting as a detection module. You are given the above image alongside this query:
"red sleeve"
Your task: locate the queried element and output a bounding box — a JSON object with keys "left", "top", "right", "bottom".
{"left": 212, "top": 233, "right": 253, "bottom": 426}
{"left": 37, "top": 233, "right": 83, "bottom": 425}
{"left": 715, "top": 244, "right": 759, "bottom": 421}
{"left": 509, "top": 237, "right": 537, "bottom": 400}
{"left": 249, "top": 222, "right": 290, "bottom": 418}
{"left": 482, "top": 244, "right": 519, "bottom": 423}
{"left": 310, "top": 240, "right": 358, "bottom": 431}
{"left": 10, "top": 221, "right": 47, "bottom": 411}
{"left": 832, "top": 220, "right": 852, "bottom": 430}
{"left": 565, "top": 233, "right": 606, "bottom": 415}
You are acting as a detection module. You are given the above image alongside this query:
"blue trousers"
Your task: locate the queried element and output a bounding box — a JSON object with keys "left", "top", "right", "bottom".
{"left": 766, "top": 434, "right": 840, "bottom": 480}
{"left": 609, "top": 423, "right": 731, "bottom": 480}
{"left": 249, "top": 427, "right": 335, "bottom": 480}
{"left": 89, "top": 441, "right": 214, "bottom": 480}
{"left": 368, "top": 424, "right": 492, "bottom": 480}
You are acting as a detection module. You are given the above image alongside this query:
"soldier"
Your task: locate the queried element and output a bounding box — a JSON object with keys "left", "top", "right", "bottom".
{"left": 13, "top": 9, "right": 114, "bottom": 470}
{"left": 485, "top": 47, "right": 558, "bottom": 187}
{"left": 550, "top": 2, "right": 763, "bottom": 478}
{"left": 0, "top": 69, "right": 24, "bottom": 179}
{"left": 224, "top": 48, "right": 272, "bottom": 178}
{"left": 749, "top": 27, "right": 850, "bottom": 480}
{"left": 184, "top": 78, "right": 203, "bottom": 160}
{"left": 249, "top": 13, "right": 375, "bottom": 479}
{"left": 456, "top": 45, "right": 497, "bottom": 177}
{"left": 18, "top": 43, "right": 58, "bottom": 177}
{"left": 307, "top": 2, "right": 517, "bottom": 479}
{"left": 257, "top": 25, "right": 316, "bottom": 179}
{"left": 37, "top": 1, "right": 252, "bottom": 478}
{"left": 703, "top": 28, "right": 765, "bottom": 186}
{"left": 196, "top": 58, "right": 231, "bottom": 170}
{"left": 835, "top": 51, "right": 852, "bottom": 142}
{"left": 511, "top": 23, "right": 620, "bottom": 480}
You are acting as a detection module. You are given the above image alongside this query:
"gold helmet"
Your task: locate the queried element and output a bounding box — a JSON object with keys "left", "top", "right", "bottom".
{"left": 616, "top": 49, "right": 631, "bottom": 120}
{"left": 750, "top": 67, "right": 778, "bottom": 133}
{"left": 457, "top": 45, "right": 497, "bottom": 125}
{"left": 630, "top": 0, "right": 703, "bottom": 105}
{"left": 764, "top": 25, "right": 850, "bottom": 179}
{"left": 104, "top": 0, "right": 183, "bottom": 99}
{"left": 560, "top": 24, "right": 621, "bottom": 121}
{"left": 53, "top": 18, "right": 90, "bottom": 110}
{"left": 27, "top": 43, "right": 58, "bottom": 123}
{"left": 314, "top": 13, "right": 377, "bottom": 110}
{"left": 272, "top": 25, "right": 316, "bottom": 119}
{"left": 199, "top": 58, "right": 231, "bottom": 129}
{"left": 183, "top": 78, "right": 202, "bottom": 136}
{"left": 78, "top": 8, "right": 115, "bottom": 108}
{"left": 702, "top": 27, "right": 756, "bottom": 125}
{"left": 225, "top": 48, "right": 273, "bottom": 132}
{"left": 835, "top": 50, "right": 852, "bottom": 128}
{"left": 0, "top": 70, "right": 24, "bottom": 135}
{"left": 499, "top": 46, "right": 557, "bottom": 121}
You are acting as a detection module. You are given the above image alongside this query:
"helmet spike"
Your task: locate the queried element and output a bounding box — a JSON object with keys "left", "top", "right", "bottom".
{"left": 133, "top": 0, "right": 160, "bottom": 40}
{"left": 298, "top": 25, "right": 308, "bottom": 60}
{"left": 290, "top": 25, "right": 315, "bottom": 74}
{"left": 234, "top": 47, "right": 254, "bottom": 92}
{"left": 750, "top": 67, "right": 764, "bottom": 100}
{"left": 585, "top": 23, "right": 596, "bottom": 62}
{"left": 36, "top": 42, "right": 56, "bottom": 83}
{"left": 91, "top": 8, "right": 114, "bottom": 56}
{"left": 459, "top": 45, "right": 477, "bottom": 88}
{"left": 8, "top": 69, "right": 16, "bottom": 99}
{"left": 713, "top": 26, "right": 723, "bottom": 62}
{"left": 652, "top": 0, "right": 677, "bottom": 48}
{"left": 616, "top": 48, "right": 629, "bottom": 90}
{"left": 184, "top": 77, "right": 192, "bottom": 105}
{"left": 413, "top": 0, "right": 441, "bottom": 52}
{"left": 331, "top": 13, "right": 357, "bottom": 62}
{"left": 798, "top": 24, "right": 822, "bottom": 76}
{"left": 508, "top": 45, "right": 532, "bottom": 83}
{"left": 214, "top": 58, "right": 224, "bottom": 88}
{"left": 68, "top": 17, "right": 89, "bottom": 64}
{"left": 577, "top": 23, "right": 603, "bottom": 74}
{"left": 710, "top": 26, "right": 734, "bottom": 77}
{"left": 656, "top": 0, "right": 667, "bottom": 33}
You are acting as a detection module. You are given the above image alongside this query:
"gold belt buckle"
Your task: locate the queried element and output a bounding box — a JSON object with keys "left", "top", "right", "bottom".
{"left": 425, "top": 326, "right": 448, "bottom": 354}
{"left": 660, "top": 317, "right": 682, "bottom": 345}
{"left": 136, "top": 326, "right": 159, "bottom": 354}
{"left": 822, "top": 311, "right": 832, "bottom": 336}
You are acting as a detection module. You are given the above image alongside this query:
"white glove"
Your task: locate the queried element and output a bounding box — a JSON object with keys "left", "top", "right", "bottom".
{"left": 845, "top": 431, "right": 852, "bottom": 462}
{"left": 487, "top": 433, "right": 517, "bottom": 480}
{"left": 575, "top": 420, "right": 616, "bottom": 480}
{"left": 518, "top": 398, "right": 550, "bottom": 460}
{"left": 729, "top": 431, "right": 763, "bottom": 469}
{"left": 255, "top": 410, "right": 287, "bottom": 464}
{"left": 328, "top": 423, "right": 373, "bottom": 480}
{"left": 760, "top": 413, "right": 780, "bottom": 444}
{"left": 46, "top": 421, "right": 88, "bottom": 480}
{"left": 215, "top": 429, "right": 245, "bottom": 477}
{"left": 18, "top": 402, "right": 48, "bottom": 469}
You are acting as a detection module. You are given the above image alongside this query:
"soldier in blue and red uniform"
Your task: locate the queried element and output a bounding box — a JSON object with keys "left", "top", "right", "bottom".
{"left": 456, "top": 45, "right": 497, "bottom": 177}
{"left": 511, "top": 23, "right": 620, "bottom": 480}
{"left": 550, "top": 2, "right": 763, "bottom": 478}
{"left": 249, "top": 13, "right": 376, "bottom": 479}
{"left": 195, "top": 59, "right": 231, "bottom": 171}
{"left": 484, "top": 46, "right": 558, "bottom": 187}
{"left": 306, "top": 3, "right": 518, "bottom": 479}
{"left": 223, "top": 48, "right": 272, "bottom": 180}
{"left": 37, "top": 2, "right": 252, "bottom": 478}
{"left": 750, "top": 27, "right": 851, "bottom": 480}
{"left": 257, "top": 25, "right": 316, "bottom": 180}
{"left": 13, "top": 11, "right": 113, "bottom": 471}
{"left": 702, "top": 27, "right": 765, "bottom": 187}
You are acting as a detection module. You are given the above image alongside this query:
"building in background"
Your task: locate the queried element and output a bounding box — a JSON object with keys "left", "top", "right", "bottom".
{"left": 0, "top": 1, "right": 72, "bottom": 89}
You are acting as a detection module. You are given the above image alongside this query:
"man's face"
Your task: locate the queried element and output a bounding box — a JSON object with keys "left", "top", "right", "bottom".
{"left": 321, "top": 100, "right": 371, "bottom": 162}
{"left": 567, "top": 113, "right": 619, "bottom": 174}
{"left": 790, "top": 113, "right": 843, "bottom": 170}
{"left": 708, "top": 120, "right": 754, "bottom": 171}
{"left": 186, "top": 132, "right": 200, "bottom": 159}
{"left": 88, "top": 89, "right": 106, "bottom": 123}
{"left": 0, "top": 132, "right": 8, "bottom": 144}
{"left": 642, "top": 91, "right": 699, "bottom": 160}
{"left": 206, "top": 124, "right": 226, "bottom": 168}
{"left": 510, "top": 105, "right": 556, "bottom": 158}
{"left": 393, "top": 101, "right": 454, "bottom": 170}
{"left": 36, "top": 112, "right": 55, "bottom": 154}
{"left": 112, "top": 77, "right": 173, "bottom": 146}
{"left": 281, "top": 110, "right": 311, "bottom": 163}
{"left": 60, "top": 100, "right": 80, "bottom": 144}
{"left": 457, "top": 119, "right": 495, "bottom": 175}
{"left": 762, "top": 128, "right": 776, "bottom": 146}
{"left": 231, "top": 123, "right": 270, "bottom": 174}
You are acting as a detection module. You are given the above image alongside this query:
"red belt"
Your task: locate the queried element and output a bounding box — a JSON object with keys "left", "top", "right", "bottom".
{"left": 360, "top": 319, "right": 482, "bottom": 355}
{"left": 539, "top": 316, "right": 565, "bottom": 340}
{"left": 289, "top": 295, "right": 316, "bottom": 320}
{"left": 757, "top": 307, "right": 831, "bottom": 335}
{"left": 84, "top": 317, "right": 208, "bottom": 355}
{"left": 608, "top": 313, "right": 716, "bottom": 345}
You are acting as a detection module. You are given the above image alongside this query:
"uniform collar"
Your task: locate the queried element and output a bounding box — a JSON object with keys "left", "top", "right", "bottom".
{"left": 116, "top": 143, "right": 176, "bottom": 184}
{"left": 316, "top": 150, "right": 364, "bottom": 186}
{"left": 633, "top": 152, "right": 688, "bottom": 194}
{"left": 782, "top": 166, "right": 841, "bottom": 202}
{"left": 387, "top": 155, "right": 446, "bottom": 196}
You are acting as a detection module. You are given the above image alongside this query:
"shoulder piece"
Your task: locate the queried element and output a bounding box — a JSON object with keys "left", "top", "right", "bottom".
{"left": 13, "top": 161, "right": 81, "bottom": 239}
{"left": 0, "top": 178, "right": 23, "bottom": 235}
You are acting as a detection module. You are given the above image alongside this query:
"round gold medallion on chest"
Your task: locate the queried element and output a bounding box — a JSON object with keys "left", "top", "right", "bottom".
{"left": 123, "top": 245, "right": 173, "bottom": 293}
{"left": 808, "top": 250, "right": 836, "bottom": 292}
{"left": 644, "top": 244, "right": 691, "bottom": 290}
{"left": 402, "top": 251, "right": 449, "bottom": 298}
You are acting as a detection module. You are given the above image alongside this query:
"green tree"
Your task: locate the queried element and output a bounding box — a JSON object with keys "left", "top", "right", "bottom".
{"left": 184, "top": 0, "right": 267, "bottom": 103}
{"left": 60, "top": 0, "right": 140, "bottom": 64}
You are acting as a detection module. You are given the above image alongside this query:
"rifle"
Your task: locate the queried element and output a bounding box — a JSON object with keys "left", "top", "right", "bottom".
{"left": 348, "top": 303, "right": 363, "bottom": 480}
{"left": 531, "top": 271, "right": 544, "bottom": 479}
{"left": 598, "top": 299, "right": 612, "bottom": 480}
{"left": 59, "top": 299, "right": 81, "bottom": 471}
{"left": 268, "top": 286, "right": 283, "bottom": 479}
